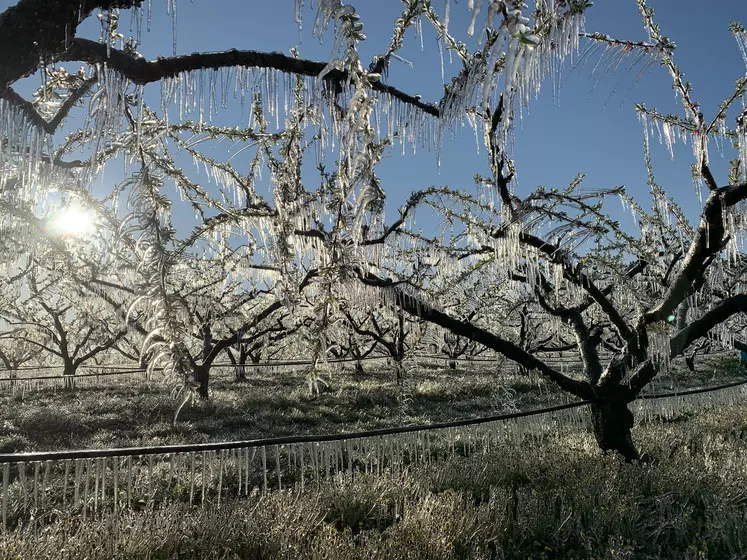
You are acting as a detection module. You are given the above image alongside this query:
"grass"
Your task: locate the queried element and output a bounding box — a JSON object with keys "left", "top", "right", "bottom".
{"left": 3, "top": 403, "right": 747, "bottom": 558}
{"left": 0, "top": 364, "right": 561, "bottom": 453}
{"left": 1, "top": 356, "right": 741, "bottom": 454}
{"left": 1, "top": 357, "right": 746, "bottom": 558}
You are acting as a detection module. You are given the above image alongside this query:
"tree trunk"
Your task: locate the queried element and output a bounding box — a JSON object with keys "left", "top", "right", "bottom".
{"left": 684, "top": 354, "right": 696, "bottom": 372}
{"left": 235, "top": 360, "right": 247, "bottom": 381}
{"left": 354, "top": 359, "right": 365, "bottom": 375}
{"left": 590, "top": 397, "right": 640, "bottom": 462}
{"left": 63, "top": 361, "right": 75, "bottom": 390}
{"left": 394, "top": 360, "right": 406, "bottom": 384}
{"left": 448, "top": 360, "right": 456, "bottom": 369}
{"left": 250, "top": 354, "right": 262, "bottom": 377}
{"left": 194, "top": 364, "right": 210, "bottom": 399}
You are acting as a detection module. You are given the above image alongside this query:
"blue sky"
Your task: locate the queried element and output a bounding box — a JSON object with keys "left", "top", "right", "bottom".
{"left": 3, "top": 0, "right": 746, "bottom": 238}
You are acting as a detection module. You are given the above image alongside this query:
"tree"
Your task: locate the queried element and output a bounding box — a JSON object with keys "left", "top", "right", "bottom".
{"left": 341, "top": 303, "right": 414, "bottom": 381}
{"left": 1, "top": 0, "right": 746, "bottom": 461}
{"left": 1, "top": 265, "right": 128, "bottom": 386}
{"left": 0, "top": 333, "right": 38, "bottom": 387}
{"left": 326, "top": 312, "right": 380, "bottom": 375}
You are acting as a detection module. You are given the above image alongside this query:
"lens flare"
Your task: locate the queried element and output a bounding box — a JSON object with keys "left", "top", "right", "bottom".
{"left": 49, "top": 207, "right": 95, "bottom": 236}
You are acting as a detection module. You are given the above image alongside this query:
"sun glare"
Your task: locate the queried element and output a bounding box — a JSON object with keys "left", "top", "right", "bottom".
{"left": 50, "top": 207, "right": 95, "bottom": 237}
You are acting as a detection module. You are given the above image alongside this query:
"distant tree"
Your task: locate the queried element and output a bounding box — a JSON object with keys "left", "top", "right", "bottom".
{"left": 341, "top": 303, "right": 415, "bottom": 382}
{"left": 2, "top": 266, "right": 128, "bottom": 386}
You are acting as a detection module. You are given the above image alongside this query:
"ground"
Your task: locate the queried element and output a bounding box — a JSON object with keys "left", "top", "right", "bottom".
{"left": 0, "top": 356, "right": 746, "bottom": 559}
{"left": 1, "top": 355, "right": 739, "bottom": 452}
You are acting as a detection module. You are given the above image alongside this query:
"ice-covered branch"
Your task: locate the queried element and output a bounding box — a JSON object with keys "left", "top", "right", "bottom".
{"left": 644, "top": 181, "right": 747, "bottom": 325}
{"left": 636, "top": 0, "right": 716, "bottom": 184}
{"left": 73, "top": 328, "right": 128, "bottom": 367}
{"left": 0, "top": 76, "right": 97, "bottom": 134}
{"left": 362, "top": 188, "right": 442, "bottom": 246}
{"left": 356, "top": 268, "right": 594, "bottom": 400}
{"left": 494, "top": 228, "right": 636, "bottom": 348}
{"left": 60, "top": 38, "right": 439, "bottom": 117}
{"left": 669, "top": 294, "right": 747, "bottom": 358}
{"left": 205, "top": 268, "right": 319, "bottom": 366}
{"left": 0, "top": 0, "right": 142, "bottom": 90}
{"left": 581, "top": 32, "right": 660, "bottom": 51}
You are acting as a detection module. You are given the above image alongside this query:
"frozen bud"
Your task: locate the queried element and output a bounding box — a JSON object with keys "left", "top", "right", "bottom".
{"left": 367, "top": 73, "right": 381, "bottom": 82}
{"left": 336, "top": 4, "right": 355, "bottom": 16}
{"left": 520, "top": 33, "right": 540, "bottom": 46}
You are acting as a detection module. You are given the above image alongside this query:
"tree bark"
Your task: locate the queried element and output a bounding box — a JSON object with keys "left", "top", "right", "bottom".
{"left": 194, "top": 364, "right": 209, "bottom": 399}
{"left": 590, "top": 393, "right": 639, "bottom": 462}
{"left": 250, "top": 354, "right": 262, "bottom": 378}
{"left": 684, "top": 354, "right": 696, "bottom": 372}
{"left": 62, "top": 359, "right": 76, "bottom": 389}
{"left": 0, "top": 0, "right": 143, "bottom": 91}
{"left": 394, "top": 360, "right": 403, "bottom": 383}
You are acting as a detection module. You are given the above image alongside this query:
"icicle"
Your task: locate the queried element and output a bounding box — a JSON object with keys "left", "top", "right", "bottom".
{"left": 73, "top": 459, "right": 81, "bottom": 510}
{"left": 288, "top": 445, "right": 295, "bottom": 482}
{"left": 738, "top": 113, "right": 747, "bottom": 170}
{"left": 189, "top": 453, "right": 195, "bottom": 505}
{"left": 275, "top": 446, "right": 282, "bottom": 490}
{"left": 127, "top": 456, "right": 133, "bottom": 510}
{"left": 236, "top": 449, "right": 242, "bottom": 497}
{"left": 217, "top": 450, "right": 224, "bottom": 508}
{"left": 727, "top": 25, "right": 747, "bottom": 76}
{"left": 93, "top": 457, "right": 101, "bottom": 512}
{"left": 62, "top": 460, "right": 70, "bottom": 508}
{"left": 113, "top": 457, "right": 119, "bottom": 512}
{"left": 245, "top": 449, "right": 252, "bottom": 496}
{"left": 82, "top": 458, "right": 91, "bottom": 520}
{"left": 32, "top": 462, "right": 39, "bottom": 511}
{"left": 166, "top": 454, "right": 174, "bottom": 497}
{"left": 201, "top": 451, "right": 208, "bottom": 505}
{"left": 261, "top": 446, "right": 268, "bottom": 495}
{"left": 300, "top": 444, "right": 306, "bottom": 491}
{"left": 2, "top": 463, "right": 8, "bottom": 532}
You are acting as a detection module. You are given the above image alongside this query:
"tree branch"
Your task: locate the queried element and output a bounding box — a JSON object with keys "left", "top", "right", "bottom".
{"left": 0, "top": 0, "right": 142, "bottom": 90}
{"left": 669, "top": 294, "right": 747, "bottom": 358}
{"left": 356, "top": 269, "right": 593, "bottom": 399}
{"left": 644, "top": 182, "right": 747, "bottom": 325}
{"left": 60, "top": 38, "right": 440, "bottom": 117}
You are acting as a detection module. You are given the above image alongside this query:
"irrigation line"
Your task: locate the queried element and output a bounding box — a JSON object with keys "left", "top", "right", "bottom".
{"left": 2, "top": 375, "right": 747, "bottom": 465}
{"left": 637, "top": 376, "right": 747, "bottom": 399}
{"left": 0, "top": 349, "right": 734, "bottom": 382}
{"left": 0, "top": 400, "right": 592, "bottom": 464}
{"left": 0, "top": 355, "right": 397, "bottom": 382}
{"left": 0, "top": 369, "right": 148, "bottom": 382}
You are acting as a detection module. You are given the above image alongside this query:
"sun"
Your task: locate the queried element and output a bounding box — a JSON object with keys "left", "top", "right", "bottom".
{"left": 49, "top": 207, "right": 95, "bottom": 237}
